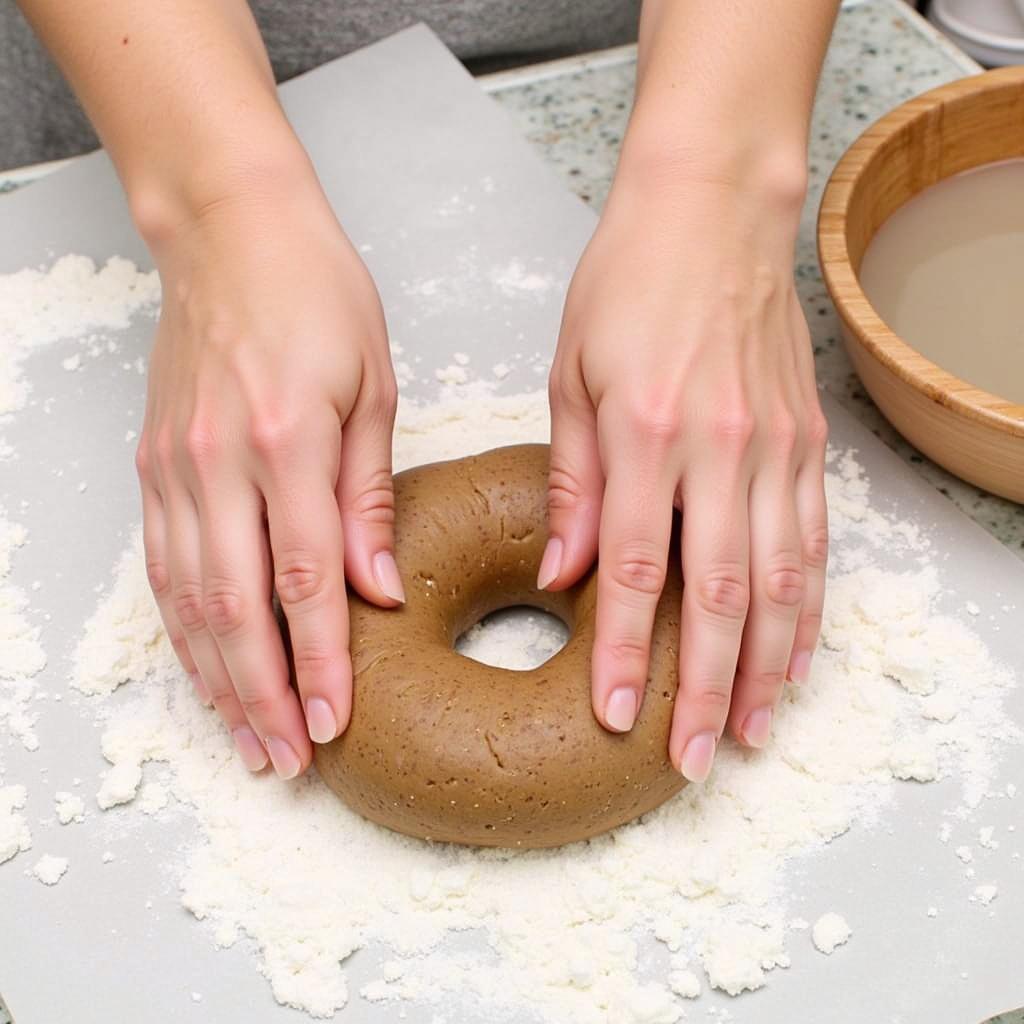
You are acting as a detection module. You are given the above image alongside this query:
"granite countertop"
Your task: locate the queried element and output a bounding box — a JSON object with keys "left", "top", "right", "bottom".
{"left": 479, "top": 0, "right": 1024, "bottom": 560}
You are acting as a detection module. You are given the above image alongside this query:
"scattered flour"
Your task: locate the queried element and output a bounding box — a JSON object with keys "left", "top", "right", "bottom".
{"left": 811, "top": 913, "right": 851, "bottom": 955}
{"left": 54, "top": 791, "right": 85, "bottom": 825}
{"left": 971, "top": 884, "right": 998, "bottom": 906}
{"left": 0, "top": 785, "right": 31, "bottom": 864}
{"left": 31, "top": 853, "right": 68, "bottom": 886}
{"left": 0, "top": 513, "right": 46, "bottom": 752}
{"left": 63, "top": 388, "right": 1019, "bottom": 1023}
{"left": 0, "top": 254, "right": 159, "bottom": 424}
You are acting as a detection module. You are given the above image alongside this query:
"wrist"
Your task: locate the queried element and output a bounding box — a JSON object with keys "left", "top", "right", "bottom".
{"left": 125, "top": 109, "right": 320, "bottom": 251}
{"left": 615, "top": 96, "right": 809, "bottom": 215}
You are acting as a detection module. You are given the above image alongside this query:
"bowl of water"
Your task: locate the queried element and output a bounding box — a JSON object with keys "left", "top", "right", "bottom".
{"left": 818, "top": 67, "right": 1024, "bottom": 503}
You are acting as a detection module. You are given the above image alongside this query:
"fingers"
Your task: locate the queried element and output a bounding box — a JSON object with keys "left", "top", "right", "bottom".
{"left": 259, "top": 426, "right": 352, "bottom": 764}
{"left": 789, "top": 412, "right": 829, "bottom": 683}
{"left": 137, "top": 465, "right": 204, "bottom": 700}
{"left": 725, "top": 462, "right": 804, "bottom": 750}
{"left": 192, "top": 470, "right": 310, "bottom": 776}
{"left": 336, "top": 372, "right": 403, "bottom": 606}
{"left": 540, "top": 364, "right": 603, "bottom": 591}
{"left": 589, "top": 409, "right": 677, "bottom": 734}
{"left": 670, "top": 454, "right": 752, "bottom": 781}
{"left": 161, "top": 478, "right": 268, "bottom": 770}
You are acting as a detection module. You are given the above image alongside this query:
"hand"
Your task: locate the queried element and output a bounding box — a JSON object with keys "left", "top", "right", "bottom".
{"left": 135, "top": 177, "right": 402, "bottom": 779}
{"left": 541, "top": 165, "right": 828, "bottom": 782}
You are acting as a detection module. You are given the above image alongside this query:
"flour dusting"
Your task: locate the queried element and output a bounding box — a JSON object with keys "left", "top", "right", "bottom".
{"left": 64, "top": 388, "right": 1019, "bottom": 1023}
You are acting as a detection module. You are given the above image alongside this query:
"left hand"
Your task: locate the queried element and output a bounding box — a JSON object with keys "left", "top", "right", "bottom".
{"left": 540, "top": 165, "right": 829, "bottom": 782}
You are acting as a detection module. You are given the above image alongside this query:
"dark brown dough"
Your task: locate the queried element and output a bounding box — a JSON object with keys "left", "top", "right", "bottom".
{"left": 314, "top": 444, "right": 686, "bottom": 848}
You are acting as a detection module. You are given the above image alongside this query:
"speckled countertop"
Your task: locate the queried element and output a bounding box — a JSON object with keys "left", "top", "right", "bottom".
{"left": 479, "top": 0, "right": 1024, "bottom": 561}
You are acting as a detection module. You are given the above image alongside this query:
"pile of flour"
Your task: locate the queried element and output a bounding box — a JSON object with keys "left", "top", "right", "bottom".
{"left": 70, "top": 386, "right": 1019, "bottom": 1023}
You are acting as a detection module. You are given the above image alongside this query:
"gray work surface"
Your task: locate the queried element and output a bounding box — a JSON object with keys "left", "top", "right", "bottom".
{"left": 1, "top": 24, "right": 1023, "bottom": 1024}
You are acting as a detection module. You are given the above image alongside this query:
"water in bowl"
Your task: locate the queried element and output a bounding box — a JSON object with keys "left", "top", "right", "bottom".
{"left": 859, "top": 156, "right": 1024, "bottom": 405}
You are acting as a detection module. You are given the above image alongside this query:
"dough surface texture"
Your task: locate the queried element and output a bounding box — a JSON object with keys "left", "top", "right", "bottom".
{"left": 314, "top": 444, "right": 686, "bottom": 848}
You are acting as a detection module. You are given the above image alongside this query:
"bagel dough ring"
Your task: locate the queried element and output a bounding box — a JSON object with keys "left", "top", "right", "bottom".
{"left": 314, "top": 444, "right": 686, "bottom": 848}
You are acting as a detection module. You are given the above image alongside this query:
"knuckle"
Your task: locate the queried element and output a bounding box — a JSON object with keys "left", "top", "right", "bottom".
{"left": 248, "top": 412, "right": 297, "bottom": 461}
{"left": 292, "top": 647, "right": 336, "bottom": 679}
{"left": 183, "top": 418, "right": 219, "bottom": 468}
{"left": 134, "top": 440, "right": 152, "bottom": 481}
{"left": 690, "top": 682, "right": 733, "bottom": 713}
{"left": 710, "top": 409, "right": 756, "bottom": 453}
{"left": 806, "top": 408, "right": 829, "bottom": 450}
{"left": 236, "top": 689, "right": 278, "bottom": 721}
{"left": 547, "top": 462, "right": 590, "bottom": 513}
{"left": 275, "top": 556, "right": 328, "bottom": 607}
{"left": 802, "top": 524, "right": 829, "bottom": 569}
{"left": 341, "top": 470, "right": 395, "bottom": 526}
{"left": 610, "top": 544, "right": 667, "bottom": 597}
{"left": 626, "top": 398, "right": 683, "bottom": 447}
{"left": 799, "top": 607, "right": 823, "bottom": 633}
{"left": 202, "top": 581, "right": 248, "bottom": 636}
{"left": 693, "top": 566, "right": 750, "bottom": 621}
{"left": 737, "top": 667, "right": 787, "bottom": 694}
{"left": 145, "top": 558, "right": 171, "bottom": 598}
{"left": 173, "top": 582, "right": 207, "bottom": 632}
{"left": 603, "top": 636, "right": 650, "bottom": 669}
{"left": 763, "top": 562, "right": 805, "bottom": 607}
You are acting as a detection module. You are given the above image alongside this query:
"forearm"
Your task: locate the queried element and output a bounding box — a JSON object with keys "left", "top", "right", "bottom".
{"left": 623, "top": 0, "right": 840, "bottom": 200}
{"left": 17, "top": 0, "right": 314, "bottom": 244}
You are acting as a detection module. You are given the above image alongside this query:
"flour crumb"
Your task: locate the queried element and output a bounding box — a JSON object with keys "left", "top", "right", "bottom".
{"left": 32, "top": 853, "right": 69, "bottom": 886}
{"left": 54, "top": 791, "right": 85, "bottom": 824}
{"left": 811, "top": 913, "right": 851, "bottom": 955}
{"left": 955, "top": 845, "right": 973, "bottom": 864}
{"left": 191, "top": 992, "right": 203, "bottom": 1003}
{"left": 61, "top": 353, "right": 82, "bottom": 371}
{"left": 667, "top": 969, "right": 701, "bottom": 999}
{"left": 101, "top": 851, "right": 115, "bottom": 864}
{"left": 434, "top": 364, "right": 469, "bottom": 386}
{"left": 492, "top": 362, "right": 511, "bottom": 380}
{"left": 971, "top": 884, "right": 998, "bottom": 906}
{"left": 965, "top": 601, "right": 981, "bottom": 616}
{"left": 978, "top": 826, "right": 997, "bottom": 849}
{"left": 0, "top": 785, "right": 32, "bottom": 864}
{"left": 927, "top": 906, "right": 938, "bottom": 918}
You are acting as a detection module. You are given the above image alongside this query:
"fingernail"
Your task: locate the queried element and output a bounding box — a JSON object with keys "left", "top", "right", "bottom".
{"left": 373, "top": 551, "right": 406, "bottom": 604}
{"left": 305, "top": 697, "right": 338, "bottom": 744}
{"left": 231, "top": 726, "right": 269, "bottom": 772}
{"left": 536, "top": 537, "right": 562, "bottom": 590}
{"left": 265, "top": 736, "right": 302, "bottom": 780}
{"left": 741, "top": 706, "right": 773, "bottom": 749}
{"left": 789, "top": 650, "right": 812, "bottom": 684}
{"left": 680, "top": 731, "right": 717, "bottom": 783}
{"left": 190, "top": 672, "right": 212, "bottom": 707}
{"left": 605, "top": 688, "right": 638, "bottom": 732}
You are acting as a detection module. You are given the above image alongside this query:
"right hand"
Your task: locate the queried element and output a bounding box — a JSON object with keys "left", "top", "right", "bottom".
{"left": 135, "top": 177, "right": 403, "bottom": 779}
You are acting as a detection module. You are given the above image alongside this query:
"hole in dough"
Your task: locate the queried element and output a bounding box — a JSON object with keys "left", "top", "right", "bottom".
{"left": 455, "top": 605, "right": 569, "bottom": 670}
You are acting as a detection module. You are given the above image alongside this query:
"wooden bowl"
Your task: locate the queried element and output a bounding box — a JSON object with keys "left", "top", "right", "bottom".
{"left": 818, "top": 67, "right": 1024, "bottom": 503}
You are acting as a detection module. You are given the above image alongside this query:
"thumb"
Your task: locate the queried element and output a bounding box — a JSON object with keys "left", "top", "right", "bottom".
{"left": 336, "top": 377, "right": 403, "bottom": 607}
{"left": 541, "top": 369, "right": 604, "bottom": 591}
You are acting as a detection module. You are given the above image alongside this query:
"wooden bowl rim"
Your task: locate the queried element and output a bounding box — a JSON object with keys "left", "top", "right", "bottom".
{"left": 818, "top": 66, "right": 1024, "bottom": 438}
